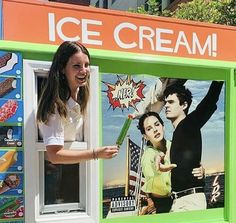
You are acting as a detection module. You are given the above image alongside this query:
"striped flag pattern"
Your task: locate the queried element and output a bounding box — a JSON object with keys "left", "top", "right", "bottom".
{"left": 128, "top": 138, "right": 145, "bottom": 197}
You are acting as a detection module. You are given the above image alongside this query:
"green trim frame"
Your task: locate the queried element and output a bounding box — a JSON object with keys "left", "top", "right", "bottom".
{"left": 0, "top": 40, "right": 235, "bottom": 223}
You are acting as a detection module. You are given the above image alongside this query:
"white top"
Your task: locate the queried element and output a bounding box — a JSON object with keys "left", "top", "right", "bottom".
{"left": 38, "top": 97, "right": 84, "bottom": 146}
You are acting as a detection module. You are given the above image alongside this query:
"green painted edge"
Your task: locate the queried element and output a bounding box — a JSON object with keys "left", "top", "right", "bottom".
{"left": 227, "top": 69, "right": 236, "bottom": 222}
{"left": 0, "top": 40, "right": 236, "bottom": 69}
{"left": 1, "top": 40, "right": 235, "bottom": 223}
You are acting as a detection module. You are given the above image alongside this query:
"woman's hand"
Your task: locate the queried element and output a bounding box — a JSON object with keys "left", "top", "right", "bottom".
{"left": 96, "top": 145, "right": 119, "bottom": 159}
{"left": 155, "top": 152, "right": 177, "bottom": 172}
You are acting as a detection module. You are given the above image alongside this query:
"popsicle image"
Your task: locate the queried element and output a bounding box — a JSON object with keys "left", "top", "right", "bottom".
{"left": 0, "top": 197, "right": 23, "bottom": 218}
{"left": 116, "top": 114, "right": 133, "bottom": 146}
{"left": 0, "top": 173, "right": 20, "bottom": 195}
{"left": 0, "top": 197, "right": 16, "bottom": 214}
{"left": 0, "top": 53, "right": 18, "bottom": 74}
{"left": 0, "top": 77, "right": 17, "bottom": 97}
{"left": 0, "top": 99, "right": 18, "bottom": 122}
{"left": 0, "top": 150, "right": 18, "bottom": 172}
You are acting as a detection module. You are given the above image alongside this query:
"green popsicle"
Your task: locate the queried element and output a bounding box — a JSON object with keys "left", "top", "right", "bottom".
{"left": 116, "top": 115, "right": 133, "bottom": 146}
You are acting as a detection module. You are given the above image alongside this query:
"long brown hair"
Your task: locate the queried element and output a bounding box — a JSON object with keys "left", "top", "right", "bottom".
{"left": 37, "top": 41, "right": 90, "bottom": 123}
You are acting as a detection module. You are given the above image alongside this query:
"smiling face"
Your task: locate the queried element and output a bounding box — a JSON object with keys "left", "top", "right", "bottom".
{"left": 143, "top": 115, "right": 164, "bottom": 148}
{"left": 64, "top": 51, "right": 90, "bottom": 93}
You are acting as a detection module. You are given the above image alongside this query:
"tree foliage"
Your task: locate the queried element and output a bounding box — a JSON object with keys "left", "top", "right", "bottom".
{"left": 129, "top": 0, "right": 161, "bottom": 15}
{"left": 130, "top": 0, "right": 236, "bottom": 26}
{"left": 217, "top": 0, "right": 236, "bottom": 25}
{"left": 173, "top": 0, "right": 236, "bottom": 26}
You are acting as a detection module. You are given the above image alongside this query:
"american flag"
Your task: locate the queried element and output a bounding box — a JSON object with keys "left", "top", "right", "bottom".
{"left": 128, "top": 138, "right": 145, "bottom": 197}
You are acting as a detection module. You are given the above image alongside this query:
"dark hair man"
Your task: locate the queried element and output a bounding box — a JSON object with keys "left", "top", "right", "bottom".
{"left": 164, "top": 81, "right": 223, "bottom": 212}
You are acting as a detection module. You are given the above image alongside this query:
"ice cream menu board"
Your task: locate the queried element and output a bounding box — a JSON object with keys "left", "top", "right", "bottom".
{"left": 0, "top": 51, "right": 24, "bottom": 223}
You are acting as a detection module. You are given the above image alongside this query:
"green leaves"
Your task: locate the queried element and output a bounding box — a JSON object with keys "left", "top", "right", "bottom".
{"left": 173, "top": 0, "right": 236, "bottom": 26}
{"left": 130, "top": 0, "right": 236, "bottom": 26}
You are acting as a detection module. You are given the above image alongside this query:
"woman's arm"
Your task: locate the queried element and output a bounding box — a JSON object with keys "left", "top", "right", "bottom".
{"left": 155, "top": 152, "right": 177, "bottom": 172}
{"left": 46, "top": 145, "right": 119, "bottom": 164}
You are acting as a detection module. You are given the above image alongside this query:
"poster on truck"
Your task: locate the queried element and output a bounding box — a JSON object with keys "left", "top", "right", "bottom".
{"left": 101, "top": 73, "right": 225, "bottom": 219}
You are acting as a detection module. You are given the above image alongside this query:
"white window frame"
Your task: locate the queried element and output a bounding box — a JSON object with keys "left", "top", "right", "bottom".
{"left": 24, "top": 59, "right": 100, "bottom": 223}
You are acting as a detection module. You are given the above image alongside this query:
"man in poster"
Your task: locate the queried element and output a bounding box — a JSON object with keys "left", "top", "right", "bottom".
{"left": 163, "top": 81, "right": 223, "bottom": 211}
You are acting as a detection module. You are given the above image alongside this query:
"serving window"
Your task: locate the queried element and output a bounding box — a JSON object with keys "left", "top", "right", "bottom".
{"left": 36, "top": 74, "right": 86, "bottom": 214}
{"left": 23, "top": 60, "right": 99, "bottom": 223}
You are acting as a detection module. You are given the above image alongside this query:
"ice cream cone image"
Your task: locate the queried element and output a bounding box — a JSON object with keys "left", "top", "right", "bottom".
{"left": 0, "top": 150, "right": 17, "bottom": 172}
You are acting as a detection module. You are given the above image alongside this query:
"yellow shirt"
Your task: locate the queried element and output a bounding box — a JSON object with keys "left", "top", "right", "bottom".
{"left": 141, "top": 140, "right": 172, "bottom": 196}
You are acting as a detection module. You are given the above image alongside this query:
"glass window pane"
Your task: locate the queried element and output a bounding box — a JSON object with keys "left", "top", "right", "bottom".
{"left": 44, "top": 160, "right": 80, "bottom": 205}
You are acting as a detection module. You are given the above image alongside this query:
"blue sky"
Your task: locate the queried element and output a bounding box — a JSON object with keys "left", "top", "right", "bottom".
{"left": 102, "top": 74, "right": 225, "bottom": 187}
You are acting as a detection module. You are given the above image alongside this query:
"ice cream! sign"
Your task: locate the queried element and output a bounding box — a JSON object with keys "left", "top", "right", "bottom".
{"left": 2, "top": 0, "right": 236, "bottom": 61}
{"left": 48, "top": 13, "right": 218, "bottom": 57}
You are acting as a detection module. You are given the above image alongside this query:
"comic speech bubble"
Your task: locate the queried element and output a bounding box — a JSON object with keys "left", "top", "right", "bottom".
{"left": 103, "top": 75, "right": 145, "bottom": 111}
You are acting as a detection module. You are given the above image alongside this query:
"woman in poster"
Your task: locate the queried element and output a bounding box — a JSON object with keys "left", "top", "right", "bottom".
{"left": 138, "top": 111, "right": 175, "bottom": 213}
{"left": 138, "top": 111, "right": 204, "bottom": 214}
